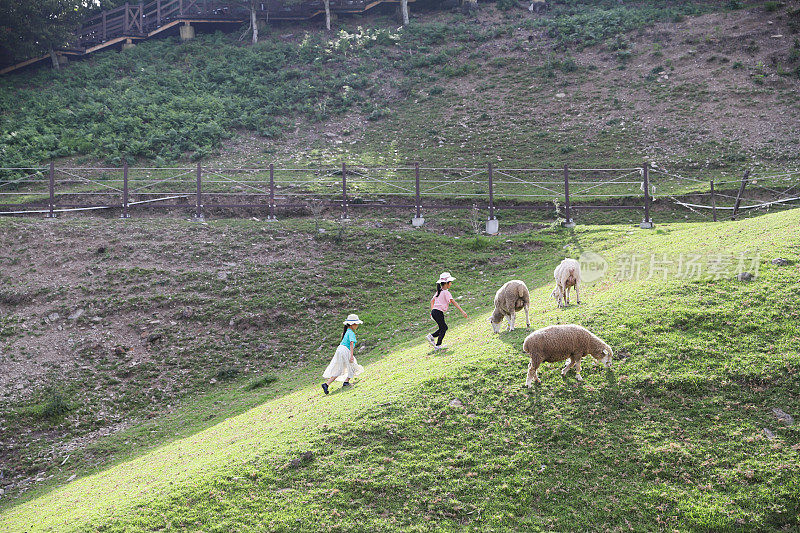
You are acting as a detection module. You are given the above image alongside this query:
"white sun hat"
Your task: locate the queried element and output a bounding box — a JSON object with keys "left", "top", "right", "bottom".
{"left": 343, "top": 314, "right": 363, "bottom": 325}
{"left": 438, "top": 271, "right": 456, "bottom": 284}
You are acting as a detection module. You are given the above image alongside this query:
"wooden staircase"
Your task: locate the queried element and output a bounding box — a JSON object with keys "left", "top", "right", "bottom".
{"left": 1, "top": 0, "right": 411, "bottom": 75}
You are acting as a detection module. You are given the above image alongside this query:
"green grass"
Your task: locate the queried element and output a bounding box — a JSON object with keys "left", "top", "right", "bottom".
{"left": 0, "top": 213, "right": 566, "bottom": 496}
{"left": 1, "top": 209, "right": 798, "bottom": 531}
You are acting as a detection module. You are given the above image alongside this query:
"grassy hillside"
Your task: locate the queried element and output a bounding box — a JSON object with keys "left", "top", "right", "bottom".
{"left": 0, "top": 212, "right": 558, "bottom": 499}
{"left": 1, "top": 209, "right": 798, "bottom": 531}
{"left": 1, "top": 1, "right": 799, "bottom": 175}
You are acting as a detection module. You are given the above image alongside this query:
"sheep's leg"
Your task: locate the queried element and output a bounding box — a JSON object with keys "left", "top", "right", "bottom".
{"left": 526, "top": 357, "right": 541, "bottom": 387}
{"left": 562, "top": 356, "right": 582, "bottom": 377}
{"left": 565, "top": 286, "right": 570, "bottom": 305}
{"left": 575, "top": 281, "right": 581, "bottom": 304}
{"left": 574, "top": 358, "right": 583, "bottom": 381}
{"left": 509, "top": 311, "right": 515, "bottom": 331}
{"left": 524, "top": 303, "right": 530, "bottom": 328}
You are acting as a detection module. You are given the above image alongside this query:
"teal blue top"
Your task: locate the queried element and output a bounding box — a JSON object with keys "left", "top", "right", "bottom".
{"left": 340, "top": 328, "right": 357, "bottom": 349}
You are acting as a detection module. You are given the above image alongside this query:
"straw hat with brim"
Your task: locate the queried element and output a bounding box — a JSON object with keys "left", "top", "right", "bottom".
{"left": 438, "top": 272, "right": 456, "bottom": 284}
{"left": 343, "top": 314, "right": 363, "bottom": 325}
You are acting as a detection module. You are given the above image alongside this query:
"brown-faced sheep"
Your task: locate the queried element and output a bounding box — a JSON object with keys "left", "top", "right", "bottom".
{"left": 552, "top": 258, "right": 581, "bottom": 308}
{"left": 522, "top": 324, "right": 612, "bottom": 386}
{"left": 489, "top": 280, "right": 530, "bottom": 334}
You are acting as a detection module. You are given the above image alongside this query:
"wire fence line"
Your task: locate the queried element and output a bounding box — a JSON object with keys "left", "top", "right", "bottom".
{"left": 0, "top": 162, "right": 798, "bottom": 225}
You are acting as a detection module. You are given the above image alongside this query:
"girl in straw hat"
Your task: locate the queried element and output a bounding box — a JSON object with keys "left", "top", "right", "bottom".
{"left": 322, "top": 314, "right": 365, "bottom": 394}
{"left": 426, "top": 272, "right": 467, "bottom": 350}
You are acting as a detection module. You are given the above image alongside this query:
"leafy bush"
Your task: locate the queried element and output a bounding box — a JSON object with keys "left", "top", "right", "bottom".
{"left": 537, "top": 53, "right": 579, "bottom": 77}
{"left": 18, "top": 389, "right": 72, "bottom": 420}
{"left": 523, "top": 1, "right": 715, "bottom": 49}
{"left": 404, "top": 22, "right": 450, "bottom": 46}
{"left": 0, "top": 31, "right": 398, "bottom": 167}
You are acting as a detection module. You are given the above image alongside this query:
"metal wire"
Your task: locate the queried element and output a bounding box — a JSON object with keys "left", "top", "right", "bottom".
{"left": 571, "top": 169, "right": 642, "bottom": 196}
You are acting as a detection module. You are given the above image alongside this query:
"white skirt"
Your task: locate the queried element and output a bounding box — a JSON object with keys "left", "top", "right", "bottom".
{"left": 323, "top": 345, "right": 364, "bottom": 381}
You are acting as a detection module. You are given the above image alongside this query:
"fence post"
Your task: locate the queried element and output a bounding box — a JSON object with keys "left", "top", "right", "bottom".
{"left": 412, "top": 162, "right": 424, "bottom": 226}
{"left": 157, "top": 0, "right": 162, "bottom": 26}
{"left": 561, "top": 164, "right": 574, "bottom": 227}
{"left": 640, "top": 164, "right": 654, "bottom": 229}
{"left": 138, "top": 2, "right": 143, "bottom": 33}
{"left": 103, "top": 11, "right": 107, "bottom": 40}
{"left": 121, "top": 161, "right": 130, "bottom": 218}
{"left": 194, "top": 161, "right": 203, "bottom": 220}
{"left": 124, "top": 3, "right": 129, "bottom": 33}
{"left": 486, "top": 162, "right": 499, "bottom": 234}
{"left": 710, "top": 179, "right": 717, "bottom": 222}
{"left": 731, "top": 169, "right": 750, "bottom": 220}
{"left": 341, "top": 162, "right": 348, "bottom": 220}
{"left": 46, "top": 162, "right": 56, "bottom": 218}
{"left": 179, "top": 0, "right": 184, "bottom": 16}
{"left": 269, "top": 163, "right": 276, "bottom": 220}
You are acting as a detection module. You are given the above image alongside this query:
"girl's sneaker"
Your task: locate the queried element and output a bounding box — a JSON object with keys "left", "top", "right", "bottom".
{"left": 342, "top": 381, "right": 351, "bottom": 388}
{"left": 426, "top": 333, "right": 436, "bottom": 347}
{"left": 434, "top": 344, "right": 449, "bottom": 351}
{"left": 321, "top": 383, "right": 329, "bottom": 395}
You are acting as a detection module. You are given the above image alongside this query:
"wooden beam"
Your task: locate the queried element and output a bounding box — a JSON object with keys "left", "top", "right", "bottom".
{"left": 0, "top": 54, "right": 50, "bottom": 74}
{"left": 84, "top": 36, "right": 139, "bottom": 53}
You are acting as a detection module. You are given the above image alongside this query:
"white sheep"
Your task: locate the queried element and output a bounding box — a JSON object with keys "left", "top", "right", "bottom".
{"left": 522, "top": 324, "right": 613, "bottom": 386}
{"left": 552, "top": 258, "right": 581, "bottom": 308}
{"left": 489, "top": 280, "right": 531, "bottom": 333}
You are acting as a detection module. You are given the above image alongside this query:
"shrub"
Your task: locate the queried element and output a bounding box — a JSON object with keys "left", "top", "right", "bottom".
{"left": 538, "top": 53, "right": 579, "bottom": 77}
{"left": 18, "top": 389, "right": 72, "bottom": 420}
{"left": 0, "top": 31, "right": 402, "bottom": 167}
{"left": 527, "top": 2, "right": 714, "bottom": 49}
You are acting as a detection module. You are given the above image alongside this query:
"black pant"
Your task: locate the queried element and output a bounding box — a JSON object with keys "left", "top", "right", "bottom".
{"left": 431, "top": 309, "right": 448, "bottom": 345}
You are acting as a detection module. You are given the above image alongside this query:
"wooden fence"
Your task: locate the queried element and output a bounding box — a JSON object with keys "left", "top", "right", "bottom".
{"left": 0, "top": 163, "right": 655, "bottom": 223}
{"left": 5, "top": 162, "right": 798, "bottom": 227}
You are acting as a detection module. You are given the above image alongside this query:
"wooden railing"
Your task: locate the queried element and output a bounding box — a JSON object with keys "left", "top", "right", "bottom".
{"left": 75, "top": 0, "right": 380, "bottom": 48}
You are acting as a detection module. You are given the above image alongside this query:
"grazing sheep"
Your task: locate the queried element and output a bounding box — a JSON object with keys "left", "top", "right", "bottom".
{"left": 489, "top": 280, "right": 531, "bottom": 334}
{"left": 522, "top": 324, "right": 612, "bottom": 386}
{"left": 552, "top": 258, "right": 581, "bottom": 308}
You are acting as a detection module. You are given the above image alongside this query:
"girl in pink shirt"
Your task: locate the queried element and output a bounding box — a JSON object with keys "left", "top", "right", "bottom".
{"left": 426, "top": 271, "right": 467, "bottom": 350}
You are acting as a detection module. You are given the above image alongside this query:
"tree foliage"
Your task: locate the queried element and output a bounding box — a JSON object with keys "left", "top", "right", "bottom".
{"left": 0, "top": 0, "right": 85, "bottom": 64}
